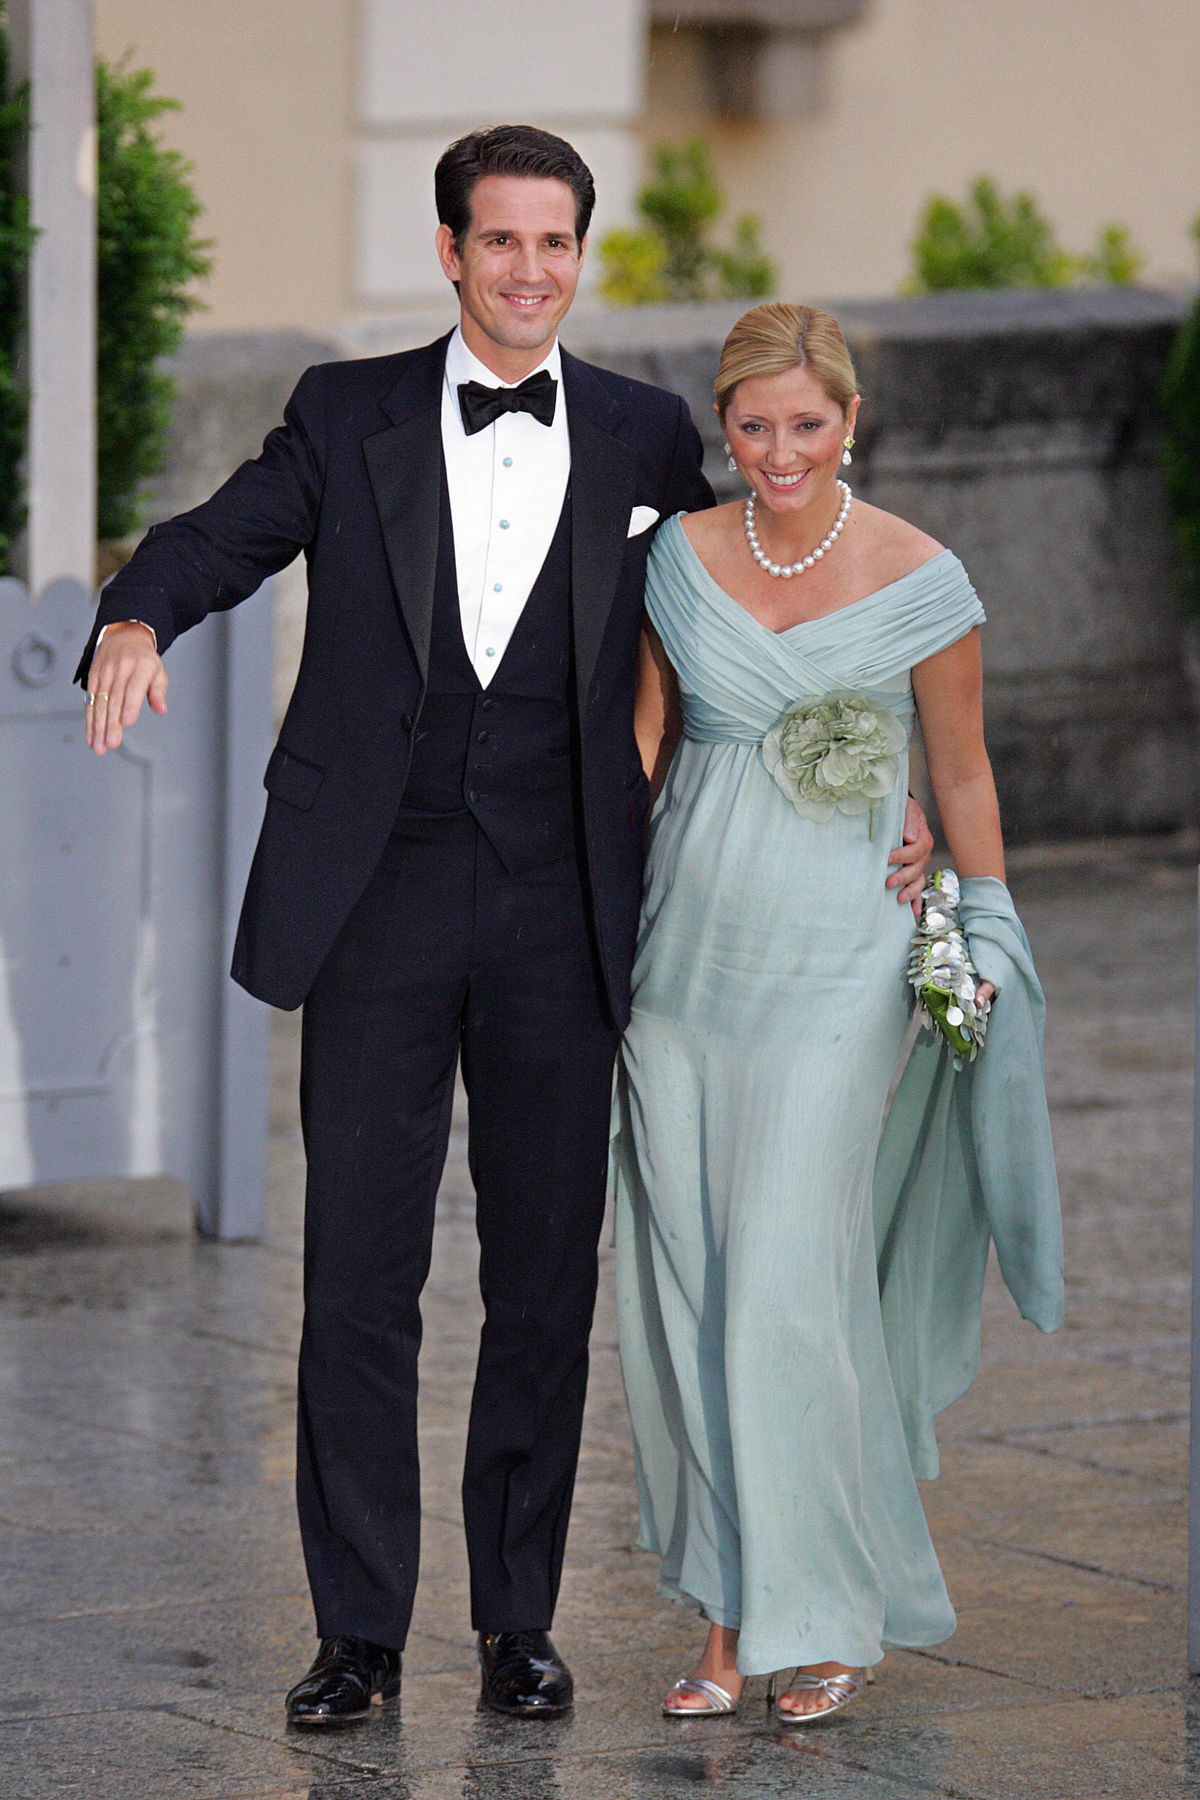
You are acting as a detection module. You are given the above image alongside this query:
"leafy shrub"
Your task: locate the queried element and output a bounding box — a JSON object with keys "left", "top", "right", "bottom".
{"left": 709, "top": 214, "right": 776, "bottom": 308}
{"left": 905, "top": 175, "right": 1144, "bottom": 294}
{"left": 1160, "top": 219, "right": 1200, "bottom": 614}
{"left": 595, "top": 225, "right": 668, "bottom": 306}
{"left": 600, "top": 139, "right": 775, "bottom": 306}
{"left": 635, "top": 140, "right": 722, "bottom": 300}
{"left": 96, "top": 57, "right": 211, "bottom": 541}
{"left": 0, "top": 39, "right": 212, "bottom": 563}
{"left": 0, "top": 7, "right": 35, "bottom": 574}
{"left": 1079, "top": 224, "right": 1145, "bottom": 286}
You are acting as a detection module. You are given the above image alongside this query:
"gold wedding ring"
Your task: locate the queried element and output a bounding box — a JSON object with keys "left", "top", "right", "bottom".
{"left": 85, "top": 693, "right": 96, "bottom": 706}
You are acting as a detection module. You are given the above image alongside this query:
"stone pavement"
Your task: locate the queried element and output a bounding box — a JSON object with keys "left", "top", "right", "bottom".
{"left": 0, "top": 836, "right": 1196, "bottom": 1799}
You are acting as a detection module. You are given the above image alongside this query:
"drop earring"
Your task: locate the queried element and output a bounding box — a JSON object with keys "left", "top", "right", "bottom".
{"left": 842, "top": 435, "right": 854, "bottom": 466}
{"left": 724, "top": 440, "right": 738, "bottom": 475}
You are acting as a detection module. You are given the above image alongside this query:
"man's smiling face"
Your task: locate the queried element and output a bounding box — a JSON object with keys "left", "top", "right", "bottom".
{"left": 436, "top": 174, "right": 585, "bottom": 379}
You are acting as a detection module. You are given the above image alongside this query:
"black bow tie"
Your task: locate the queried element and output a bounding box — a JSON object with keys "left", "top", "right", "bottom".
{"left": 458, "top": 370, "right": 557, "bottom": 435}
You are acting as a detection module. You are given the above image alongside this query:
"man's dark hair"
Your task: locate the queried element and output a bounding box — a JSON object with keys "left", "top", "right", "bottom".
{"left": 435, "top": 125, "right": 596, "bottom": 253}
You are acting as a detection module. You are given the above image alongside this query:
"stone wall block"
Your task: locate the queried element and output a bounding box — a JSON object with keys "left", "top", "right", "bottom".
{"left": 569, "top": 287, "right": 1199, "bottom": 841}
{"left": 137, "top": 333, "right": 342, "bottom": 724}
{"left": 136, "top": 289, "right": 1197, "bottom": 841}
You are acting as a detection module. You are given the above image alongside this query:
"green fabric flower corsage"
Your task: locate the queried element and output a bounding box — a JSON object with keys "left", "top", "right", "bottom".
{"left": 762, "top": 690, "right": 906, "bottom": 837}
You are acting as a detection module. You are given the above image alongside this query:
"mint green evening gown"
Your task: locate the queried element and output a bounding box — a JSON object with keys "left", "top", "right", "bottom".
{"left": 612, "top": 514, "right": 1061, "bottom": 1679}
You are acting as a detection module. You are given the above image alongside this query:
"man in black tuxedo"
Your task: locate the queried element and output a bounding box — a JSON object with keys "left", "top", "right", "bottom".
{"left": 80, "top": 126, "right": 932, "bottom": 1724}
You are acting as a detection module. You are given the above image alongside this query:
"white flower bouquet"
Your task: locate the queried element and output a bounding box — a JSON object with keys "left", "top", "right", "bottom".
{"left": 762, "top": 690, "right": 905, "bottom": 837}
{"left": 908, "top": 868, "right": 989, "bottom": 1063}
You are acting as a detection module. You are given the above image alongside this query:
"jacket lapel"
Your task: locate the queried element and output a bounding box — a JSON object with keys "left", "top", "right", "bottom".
{"left": 362, "top": 333, "right": 451, "bottom": 683}
{"left": 562, "top": 350, "right": 636, "bottom": 707}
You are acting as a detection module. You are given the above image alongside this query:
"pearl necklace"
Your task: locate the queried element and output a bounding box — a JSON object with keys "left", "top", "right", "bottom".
{"left": 744, "top": 479, "right": 852, "bottom": 578}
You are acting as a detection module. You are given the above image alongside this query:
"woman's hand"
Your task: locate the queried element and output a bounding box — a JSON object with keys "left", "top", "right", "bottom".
{"left": 886, "top": 795, "right": 934, "bottom": 913}
{"left": 977, "top": 981, "right": 995, "bottom": 1007}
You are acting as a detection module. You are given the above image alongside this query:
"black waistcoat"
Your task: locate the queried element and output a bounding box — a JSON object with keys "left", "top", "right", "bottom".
{"left": 398, "top": 467, "right": 576, "bottom": 872}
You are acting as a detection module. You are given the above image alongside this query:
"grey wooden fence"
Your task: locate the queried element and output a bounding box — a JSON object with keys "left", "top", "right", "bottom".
{"left": 0, "top": 573, "right": 274, "bottom": 1238}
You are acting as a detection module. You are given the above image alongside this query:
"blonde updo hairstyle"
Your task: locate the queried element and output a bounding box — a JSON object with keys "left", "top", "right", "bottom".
{"left": 714, "top": 302, "right": 858, "bottom": 422}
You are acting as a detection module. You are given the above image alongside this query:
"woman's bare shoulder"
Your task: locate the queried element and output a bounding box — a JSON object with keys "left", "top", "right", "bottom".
{"left": 679, "top": 501, "right": 742, "bottom": 554}
{"left": 850, "top": 499, "right": 946, "bottom": 584}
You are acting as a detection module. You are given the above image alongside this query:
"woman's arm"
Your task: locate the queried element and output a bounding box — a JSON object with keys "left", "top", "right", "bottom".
{"left": 911, "top": 627, "right": 1004, "bottom": 881}
{"left": 635, "top": 621, "right": 683, "bottom": 802}
{"left": 912, "top": 627, "right": 1004, "bottom": 998}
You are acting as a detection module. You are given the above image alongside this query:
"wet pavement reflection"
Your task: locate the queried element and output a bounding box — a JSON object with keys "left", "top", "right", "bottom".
{"left": 0, "top": 839, "right": 1197, "bottom": 1797}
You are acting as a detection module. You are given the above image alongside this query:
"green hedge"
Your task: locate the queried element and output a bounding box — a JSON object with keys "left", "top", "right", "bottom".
{"left": 599, "top": 139, "right": 774, "bottom": 307}
{"left": 905, "top": 176, "right": 1143, "bottom": 294}
{"left": 1161, "top": 221, "right": 1200, "bottom": 614}
{"left": 0, "top": 9, "right": 35, "bottom": 573}
{"left": 96, "top": 58, "right": 211, "bottom": 542}
{"left": 0, "top": 30, "right": 211, "bottom": 571}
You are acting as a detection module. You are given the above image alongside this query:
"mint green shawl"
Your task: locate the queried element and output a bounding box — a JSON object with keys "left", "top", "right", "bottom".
{"left": 874, "top": 875, "right": 1064, "bottom": 1479}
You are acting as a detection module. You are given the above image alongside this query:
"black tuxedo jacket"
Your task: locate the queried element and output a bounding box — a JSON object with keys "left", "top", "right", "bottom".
{"left": 78, "top": 334, "right": 715, "bottom": 1022}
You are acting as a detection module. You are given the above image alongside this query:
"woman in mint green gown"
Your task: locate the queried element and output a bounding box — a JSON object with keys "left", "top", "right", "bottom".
{"left": 612, "top": 304, "right": 1062, "bottom": 1723}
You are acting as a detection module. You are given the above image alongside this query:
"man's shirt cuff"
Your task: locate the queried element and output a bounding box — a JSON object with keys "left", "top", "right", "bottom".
{"left": 96, "top": 619, "right": 158, "bottom": 653}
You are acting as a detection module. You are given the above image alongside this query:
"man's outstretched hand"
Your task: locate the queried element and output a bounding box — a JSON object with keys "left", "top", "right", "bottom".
{"left": 85, "top": 622, "right": 168, "bottom": 755}
{"left": 887, "top": 795, "right": 934, "bottom": 914}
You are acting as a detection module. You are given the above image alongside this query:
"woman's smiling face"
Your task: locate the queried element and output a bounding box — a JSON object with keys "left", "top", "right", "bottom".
{"left": 723, "top": 365, "right": 859, "bottom": 520}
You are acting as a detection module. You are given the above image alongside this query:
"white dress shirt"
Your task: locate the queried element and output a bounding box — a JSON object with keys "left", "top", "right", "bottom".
{"left": 441, "top": 326, "right": 571, "bottom": 688}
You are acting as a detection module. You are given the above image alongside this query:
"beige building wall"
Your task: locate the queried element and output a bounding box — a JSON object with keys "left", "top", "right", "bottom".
{"left": 352, "top": 0, "right": 644, "bottom": 309}
{"left": 92, "top": 0, "right": 645, "bottom": 334}
{"left": 645, "top": 0, "right": 1200, "bottom": 302}
{"left": 93, "top": 0, "right": 355, "bottom": 333}
{"left": 93, "top": 1, "right": 1200, "bottom": 336}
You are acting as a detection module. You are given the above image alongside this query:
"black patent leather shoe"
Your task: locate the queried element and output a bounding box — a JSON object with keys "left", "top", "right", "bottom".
{"left": 478, "top": 1629, "right": 573, "bottom": 1717}
{"left": 285, "top": 1636, "right": 401, "bottom": 1726}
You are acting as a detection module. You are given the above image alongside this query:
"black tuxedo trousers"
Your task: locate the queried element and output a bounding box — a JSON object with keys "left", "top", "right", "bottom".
{"left": 298, "top": 813, "right": 618, "bottom": 1644}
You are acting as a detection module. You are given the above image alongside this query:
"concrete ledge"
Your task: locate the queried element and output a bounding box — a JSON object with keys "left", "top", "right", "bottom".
{"left": 145, "top": 331, "right": 344, "bottom": 519}
{"left": 0, "top": 1176, "right": 194, "bottom": 1249}
{"left": 562, "top": 287, "right": 1197, "bottom": 842}
{"left": 149, "top": 288, "right": 1199, "bottom": 840}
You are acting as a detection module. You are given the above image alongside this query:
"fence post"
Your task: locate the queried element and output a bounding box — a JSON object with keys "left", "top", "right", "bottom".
{"left": 0, "top": 2, "right": 273, "bottom": 1239}
{"left": 204, "top": 595, "right": 273, "bottom": 1241}
{"left": 7, "top": 0, "right": 95, "bottom": 592}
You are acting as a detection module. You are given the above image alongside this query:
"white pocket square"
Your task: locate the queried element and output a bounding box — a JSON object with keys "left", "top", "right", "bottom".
{"left": 627, "top": 505, "right": 660, "bottom": 538}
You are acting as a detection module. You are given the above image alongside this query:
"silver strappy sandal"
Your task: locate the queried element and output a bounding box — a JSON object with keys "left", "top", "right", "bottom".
{"left": 662, "top": 1675, "right": 739, "bottom": 1716}
{"left": 770, "top": 1666, "right": 869, "bottom": 1725}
